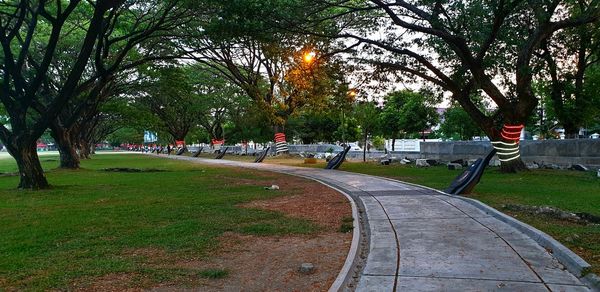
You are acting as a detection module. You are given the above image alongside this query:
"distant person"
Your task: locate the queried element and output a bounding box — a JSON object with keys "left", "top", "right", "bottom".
{"left": 166, "top": 145, "right": 171, "bottom": 155}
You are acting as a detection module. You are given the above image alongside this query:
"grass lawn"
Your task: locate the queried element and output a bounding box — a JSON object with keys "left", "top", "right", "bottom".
{"left": 0, "top": 153, "right": 320, "bottom": 290}
{"left": 335, "top": 161, "right": 600, "bottom": 274}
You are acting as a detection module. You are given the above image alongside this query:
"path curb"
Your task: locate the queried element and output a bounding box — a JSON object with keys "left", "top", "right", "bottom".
{"left": 368, "top": 174, "right": 599, "bottom": 291}
{"left": 459, "top": 197, "right": 599, "bottom": 291}
{"left": 314, "top": 182, "right": 361, "bottom": 292}
{"left": 260, "top": 174, "right": 370, "bottom": 292}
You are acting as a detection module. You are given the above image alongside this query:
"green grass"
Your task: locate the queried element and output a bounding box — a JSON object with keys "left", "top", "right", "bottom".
{"left": 0, "top": 154, "right": 319, "bottom": 290}
{"left": 339, "top": 216, "right": 354, "bottom": 233}
{"left": 337, "top": 162, "right": 600, "bottom": 216}
{"left": 198, "top": 268, "right": 229, "bottom": 279}
{"left": 334, "top": 161, "right": 600, "bottom": 274}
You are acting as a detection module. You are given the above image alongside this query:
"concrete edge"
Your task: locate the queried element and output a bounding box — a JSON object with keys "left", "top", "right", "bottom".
{"left": 308, "top": 182, "right": 360, "bottom": 292}
{"left": 363, "top": 173, "right": 599, "bottom": 290}
{"left": 584, "top": 273, "right": 600, "bottom": 291}
{"left": 276, "top": 173, "right": 369, "bottom": 292}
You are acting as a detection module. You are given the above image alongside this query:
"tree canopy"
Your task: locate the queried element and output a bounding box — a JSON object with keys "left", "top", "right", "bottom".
{"left": 2, "top": 0, "right": 600, "bottom": 189}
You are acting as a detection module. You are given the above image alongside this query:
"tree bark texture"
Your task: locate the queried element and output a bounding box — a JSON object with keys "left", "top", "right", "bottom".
{"left": 50, "top": 123, "right": 81, "bottom": 169}
{"left": 6, "top": 141, "right": 49, "bottom": 189}
{"left": 499, "top": 157, "right": 528, "bottom": 173}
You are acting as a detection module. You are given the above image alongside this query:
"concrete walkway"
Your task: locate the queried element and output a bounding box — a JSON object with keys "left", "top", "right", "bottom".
{"left": 161, "top": 155, "right": 594, "bottom": 291}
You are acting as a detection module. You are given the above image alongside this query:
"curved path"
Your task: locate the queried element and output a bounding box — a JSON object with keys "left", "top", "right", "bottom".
{"left": 161, "top": 155, "right": 594, "bottom": 291}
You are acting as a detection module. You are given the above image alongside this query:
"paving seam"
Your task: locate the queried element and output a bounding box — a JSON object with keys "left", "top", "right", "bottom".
{"left": 328, "top": 170, "right": 549, "bottom": 289}
{"left": 301, "top": 174, "right": 404, "bottom": 291}
{"left": 395, "top": 275, "right": 589, "bottom": 287}
{"left": 393, "top": 274, "right": 552, "bottom": 283}
{"left": 322, "top": 170, "right": 576, "bottom": 290}
{"left": 358, "top": 274, "right": 564, "bottom": 284}
{"left": 360, "top": 190, "right": 401, "bottom": 292}
{"left": 363, "top": 179, "right": 547, "bottom": 290}
{"left": 417, "top": 189, "right": 552, "bottom": 291}
{"left": 370, "top": 216, "right": 492, "bottom": 220}
{"left": 346, "top": 170, "right": 599, "bottom": 289}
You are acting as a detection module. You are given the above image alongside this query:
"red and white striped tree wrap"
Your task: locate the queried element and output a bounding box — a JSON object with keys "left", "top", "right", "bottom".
{"left": 492, "top": 124, "right": 524, "bottom": 162}
{"left": 500, "top": 124, "right": 524, "bottom": 144}
{"left": 274, "top": 132, "right": 288, "bottom": 153}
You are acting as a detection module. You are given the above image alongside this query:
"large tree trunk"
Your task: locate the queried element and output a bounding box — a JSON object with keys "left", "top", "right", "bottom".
{"left": 6, "top": 141, "right": 49, "bottom": 189}
{"left": 486, "top": 126, "right": 528, "bottom": 173}
{"left": 50, "top": 124, "right": 80, "bottom": 169}
{"left": 79, "top": 140, "right": 91, "bottom": 159}
{"left": 499, "top": 158, "right": 527, "bottom": 173}
{"left": 563, "top": 124, "right": 579, "bottom": 139}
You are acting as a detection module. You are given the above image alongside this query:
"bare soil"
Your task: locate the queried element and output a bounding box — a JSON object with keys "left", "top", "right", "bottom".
{"left": 73, "top": 171, "right": 353, "bottom": 291}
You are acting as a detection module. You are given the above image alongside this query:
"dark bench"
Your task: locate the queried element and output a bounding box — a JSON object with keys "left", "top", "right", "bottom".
{"left": 192, "top": 146, "right": 204, "bottom": 157}
{"left": 254, "top": 146, "right": 271, "bottom": 163}
{"left": 215, "top": 147, "right": 229, "bottom": 159}
{"left": 325, "top": 146, "right": 351, "bottom": 170}
{"left": 445, "top": 149, "right": 496, "bottom": 195}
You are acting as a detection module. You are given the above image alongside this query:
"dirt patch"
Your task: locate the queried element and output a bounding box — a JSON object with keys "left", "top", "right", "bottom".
{"left": 72, "top": 273, "right": 145, "bottom": 292}
{"left": 101, "top": 168, "right": 167, "bottom": 173}
{"left": 149, "top": 232, "right": 351, "bottom": 292}
{"left": 503, "top": 204, "right": 600, "bottom": 225}
{"left": 238, "top": 175, "right": 352, "bottom": 231}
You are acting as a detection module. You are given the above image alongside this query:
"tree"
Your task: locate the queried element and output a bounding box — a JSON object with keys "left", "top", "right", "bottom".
{"left": 191, "top": 39, "right": 345, "bottom": 130}
{"left": 353, "top": 99, "right": 381, "bottom": 161}
{"left": 187, "top": 65, "right": 247, "bottom": 144}
{"left": 106, "top": 127, "right": 143, "bottom": 147}
{"left": 46, "top": 0, "right": 193, "bottom": 169}
{"left": 380, "top": 90, "right": 439, "bottom": 146}
{"left": 0, "top": 0, "right": 193, "bottom": 188}
{"left": 49, "top": 79, "right": 119, "bottom": 167}
{"left": 184, "top": 1, "right": 351, "bottom": 153}
{"left": 380, "top": 91, "right": 405, "bottom": 150}
{"left": 224, "top": 98, "right": 274, "bottom": 145}
{"left": 397, "top": 91, "right": 439, "bottom": 140}
{"left": 287, "top": 110, "right": 339, "bottom": 144}
{"left": 287, "top": 84, "right": 357, "bottom": 144}
{"left": 440, "top": 105, "right": 483, "bottom": 140}
{"left": 538, "top": 18, "right": 600, "bottom": 137}
{"left": 135, "top": 66, "right": 199, "bottom": 147}
{"left": 0, "top": 0, "right": 121, "bottom": 189}
{"left": 309, "top": 0, "right": 600, "bottom": 172}
{"left": 134, "top": 64, "right": 250, "bottom": 148}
